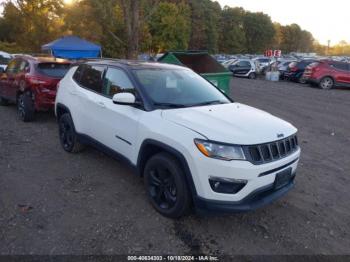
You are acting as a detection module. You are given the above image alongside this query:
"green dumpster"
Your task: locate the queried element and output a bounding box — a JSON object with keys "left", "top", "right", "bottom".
{"left": 158, "top": 51, "right": 232, "bottom": 94}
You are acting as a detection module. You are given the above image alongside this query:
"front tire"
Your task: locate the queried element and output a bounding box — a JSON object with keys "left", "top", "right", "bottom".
{"left": 144, "top": 153, "right": 191, "bottom": 218}
{"left": 17, "top": 92, "right": 35, "bottom": 122}
{"left": 319, "top": 77, "right": 334, "bottom": 90}
{"left": 248, "top": 72, "right": 257, "bottom": 79}
{"left": 58, "top": 113, "right": 85, "bottom": 153}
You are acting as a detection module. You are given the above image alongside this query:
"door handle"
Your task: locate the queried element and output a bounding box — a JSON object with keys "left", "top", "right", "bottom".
{"left": 96, "top": 101, "right": 106, "bottom": 108}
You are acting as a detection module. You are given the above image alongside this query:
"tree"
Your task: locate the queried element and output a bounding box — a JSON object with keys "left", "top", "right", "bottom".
{"left": 120, "top": 0, "right": 140, "bottom": 59}
{"left": 0, "top": 0, "right": 64, "bottom": 52}
{"left": 278, "top": 24, "right": 314, "bottom": 53}
{"left": 219, "top": 6, "right": 246, "bottom": 54}
{"left": 188, "top": 0, "right": 221, "bottom": 53}
{"left": 243, "top": 11, "right": 275, "bottom": 53}
{"left": 148, "top": 2, "right": 191, "bottom": 53}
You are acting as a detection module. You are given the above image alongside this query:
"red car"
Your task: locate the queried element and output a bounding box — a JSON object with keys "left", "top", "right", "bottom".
{"left": 0, "top": 55, "right": 70, "bottom": 121}
{"left": 303, "top": 60, "right": 350, "bottom": 89}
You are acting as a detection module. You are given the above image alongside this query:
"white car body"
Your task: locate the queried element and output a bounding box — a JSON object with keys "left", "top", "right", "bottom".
{"left": 0, "top": 51, "right": 12, "bottom": 70}
{"left": 55, "top": 61, "right": 301, "bottom": 214}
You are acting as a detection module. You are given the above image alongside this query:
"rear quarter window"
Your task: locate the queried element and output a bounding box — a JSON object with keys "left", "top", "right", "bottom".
{"left": 331, "top": 63, "right": 348, "bottom": 71}
{"left": 79, "top": 65, "right": 105, "bottom": 93}
{"left": 37, "top": 63, "right": 70, "bottom": 78}
{"left": 73, "top": 65, "right": 84, "bottom": 83}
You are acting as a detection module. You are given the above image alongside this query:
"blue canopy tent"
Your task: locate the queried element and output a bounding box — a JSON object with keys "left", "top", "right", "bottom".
{"left": 42, "top": 36, "right": 102, "bottom": 59}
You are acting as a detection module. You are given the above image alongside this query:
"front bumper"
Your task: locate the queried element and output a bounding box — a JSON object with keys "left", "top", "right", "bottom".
{"left": 194, "top": 179, "right": 295, "bottom": 213}
{"left": 305, "top": 77, "right": 320, "bottom": 85}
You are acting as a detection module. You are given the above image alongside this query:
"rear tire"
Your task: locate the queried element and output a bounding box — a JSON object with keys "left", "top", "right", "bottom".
{"left": 0, "top": 97, "right": 9, "bottom": 106}
{"left": 319, "top": 77, "right": 334, "bottom": 90}
{"left": 17, "top": 92, "right": 35, "bottom": 122}
{"left": 58, "top": 113, "right": 85, "bottom": 153}
{"left": 144, "top": 152, "right": 191, "bottom": 218}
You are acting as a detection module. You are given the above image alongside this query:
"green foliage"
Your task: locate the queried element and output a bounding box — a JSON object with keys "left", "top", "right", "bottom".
{"left": 188, "top": 0, "right": 221, "bottom": 53}
{"left": 0, "top": 0, "right": 326, "bottom": 56}
{"left": 243, "top": 11, "right": 275, "bottom": 53}
{"left": 0, "top": 41, "right": 22, "bottom": 53}
{"left": 148, "top": 2, "right": 191, "bottom": 53}
{"left": 275, "top": 23, "right": 314, "bottom": 53}
{"left": 219, "top": 7, "right": 246, "bottom": 54}
{"left": 10, "top": 0, "right": 64, "bottom": 52}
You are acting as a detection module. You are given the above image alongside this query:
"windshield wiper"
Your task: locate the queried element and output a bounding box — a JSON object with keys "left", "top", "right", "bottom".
{"left": 153, "top": 102, "right": 187, "bottom": 108}
{"left": 189, "top": 100, "right": 227, "bottom": 107}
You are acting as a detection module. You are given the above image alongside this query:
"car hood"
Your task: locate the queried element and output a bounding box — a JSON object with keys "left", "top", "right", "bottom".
{"left": 161, "top": 103, "right": 297, "bottom": 145}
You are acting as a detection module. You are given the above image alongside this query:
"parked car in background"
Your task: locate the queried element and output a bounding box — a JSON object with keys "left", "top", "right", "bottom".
{"left": 228, "top": 59, "right": 257, "bottom": 79}
{"left": 55, "top": 59, "right": 300, "bottom": 218}
{"left": 284, "top": 59, "right": 317, "bottom": 83}
{"left": 222, "top": 58, "right": 238, "bottom": 68}
{"left": 277, "top": 60, "right": 297, "bottom": 79}
{"left": 303, "top": 60, "right": 350, "bottom": 89}
{"left": 0, "top": 55, "right": 71, "bottom": 121}
{"left": 253, "top": 57, "right": 272, "bottom": 73}
{"left": 0, "top": 51, "right": 12, "bottom": 71}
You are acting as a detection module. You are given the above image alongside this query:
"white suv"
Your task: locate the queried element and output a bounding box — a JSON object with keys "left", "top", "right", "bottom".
{"left": 55, "top": 60, "right": 301, "bottom": 218}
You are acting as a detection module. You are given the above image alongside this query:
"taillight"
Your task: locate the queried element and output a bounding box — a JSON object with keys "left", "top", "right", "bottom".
{"left": 26, "top": 75, "right": 56, "bottom": 93}
{"left": 26, "top": 76, "right": 49, "bottom": 85}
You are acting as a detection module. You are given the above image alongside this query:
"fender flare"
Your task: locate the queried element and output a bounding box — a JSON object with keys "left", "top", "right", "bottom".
{"left": 137, "top": 139, "right": 198, "bottom": 198}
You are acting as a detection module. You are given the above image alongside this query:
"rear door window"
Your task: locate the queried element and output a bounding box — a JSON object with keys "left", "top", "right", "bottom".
{"left": 79, "top": 65, "right": 106, "bottom": 94}
{"left": 37, "top": 63, "right": 70, "bottom": 78}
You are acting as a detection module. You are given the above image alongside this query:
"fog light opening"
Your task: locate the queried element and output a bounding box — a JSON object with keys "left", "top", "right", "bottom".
{"left": 209, "top": 177, "right": 247, "bottom": 194}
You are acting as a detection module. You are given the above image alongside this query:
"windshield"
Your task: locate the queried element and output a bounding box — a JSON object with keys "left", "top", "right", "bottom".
{"left": 133, "top": 68, "right": 231, "bottom": 108}
{"left": 37, "top": 63, "right": 70, "bottom": 78}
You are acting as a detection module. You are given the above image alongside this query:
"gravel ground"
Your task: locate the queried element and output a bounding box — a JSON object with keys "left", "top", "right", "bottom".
{"left": 0, "top": 78, "right": 349, "bottom": 256}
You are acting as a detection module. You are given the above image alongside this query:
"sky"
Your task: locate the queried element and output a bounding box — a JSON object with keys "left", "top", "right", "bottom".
{"left": 217, "top": 0, "right": 350, "bottom": 46}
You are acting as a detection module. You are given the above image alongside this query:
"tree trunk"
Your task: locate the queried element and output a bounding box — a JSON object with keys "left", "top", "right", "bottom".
{"left": 121, "top": 0, "right": 140, "bottom": 59}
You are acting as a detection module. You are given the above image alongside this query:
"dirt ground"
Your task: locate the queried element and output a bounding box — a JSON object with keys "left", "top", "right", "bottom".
{"left": 0, "top": 78, "right": 349, "bottom": 256}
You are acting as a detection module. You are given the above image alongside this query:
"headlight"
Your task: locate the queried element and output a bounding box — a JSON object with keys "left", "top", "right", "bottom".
{"left": 194, "top": 139, "right": 246, "bottom": 161}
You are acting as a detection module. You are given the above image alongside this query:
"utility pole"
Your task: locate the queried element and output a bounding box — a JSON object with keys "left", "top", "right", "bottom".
{"left": 327, "top": 40, "right": 331, "bottom": 56}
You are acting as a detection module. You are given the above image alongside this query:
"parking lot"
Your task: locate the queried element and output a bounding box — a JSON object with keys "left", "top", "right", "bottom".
{"left": 0, "top": 78, "right": 349, "bottom": 255}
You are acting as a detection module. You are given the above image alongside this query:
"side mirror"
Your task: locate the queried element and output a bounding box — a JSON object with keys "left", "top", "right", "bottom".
{"left": 112, "top": 92, "right": 137, "bottom": 105}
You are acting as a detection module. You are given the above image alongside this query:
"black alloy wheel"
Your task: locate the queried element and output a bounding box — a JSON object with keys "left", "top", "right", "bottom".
{"left": 148, "top": 165, "right": 178, "bottom": 210}
{"left": 144, "top": 153, "right": 191, "bottom": 218}
{"left": 58, "top": 114, "right": 85, "bottom": 153}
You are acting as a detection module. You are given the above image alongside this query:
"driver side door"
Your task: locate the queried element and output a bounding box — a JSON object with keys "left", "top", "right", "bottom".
{"left": 99, "top": 67, "right": 142, "bottom": 161}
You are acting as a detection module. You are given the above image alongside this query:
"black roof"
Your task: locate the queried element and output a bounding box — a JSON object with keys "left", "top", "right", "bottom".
{"left": 81, "top": 58, "right": 187, "bottom": 70}
{"left": 13, "top": 55, "right": 70, "bottom": 64}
